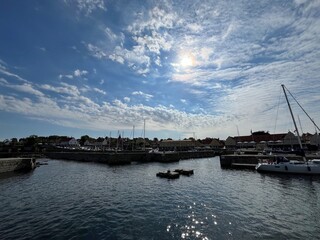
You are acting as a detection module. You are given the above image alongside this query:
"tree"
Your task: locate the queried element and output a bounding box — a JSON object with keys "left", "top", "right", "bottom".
{"left": 97, "top": 137, "right": 104, "bottom": 142}
{"left": 25, "top": 135, "right": 38, "bottom": 147}
{"left": 80, "top": 135, "right": 90, "bottom": 146}
{"left": 11, "top": 138, "right": 18, "bottom": 146}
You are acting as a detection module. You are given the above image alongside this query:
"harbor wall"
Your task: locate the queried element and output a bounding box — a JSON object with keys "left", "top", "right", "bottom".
{"left": 45, "top": 151, "right": 217, "bottom": 165}
{"left": 0, "top": 158, "right": 36, "bottom": 173}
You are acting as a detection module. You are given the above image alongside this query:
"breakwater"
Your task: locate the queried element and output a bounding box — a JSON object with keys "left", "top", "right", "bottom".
{"left": 0, "top": 158, "right": 36, "bottom": 173}
{"left": 45, "top": 151, "right": 217, "bottom": 165}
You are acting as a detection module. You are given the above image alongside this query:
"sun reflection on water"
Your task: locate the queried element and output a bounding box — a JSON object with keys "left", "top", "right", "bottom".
{"left": 166, "top": 201, "right": 234, "bottom": 239}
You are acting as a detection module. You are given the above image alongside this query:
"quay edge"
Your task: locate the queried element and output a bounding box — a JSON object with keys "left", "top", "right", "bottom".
{"left": 0, "top": 158, "right": 37, "bottom": 174}
{"left": 44, "top": 150, "right": 218, "bottom": 164}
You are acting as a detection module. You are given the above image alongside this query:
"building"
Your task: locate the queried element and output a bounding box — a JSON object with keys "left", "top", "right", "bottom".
{"left": 158, "top": 139, "right": 197, "bottom": 151}
{"left": 58, "top": 137, "right": 80, "bottom": 148}
{"left": 224, "top": 131, "right": 301, "bottom": 150}
{"left": 310, "top": 133, "right": 320, "bottom": 150}
{"left": 158, "top": 138, "right": 223, "bottom": 151}
{"left": 198, "top": 138, "right": 224, "bottom": 149}
{"left": 84, "top": 139, "right": 109, "bottom": 150}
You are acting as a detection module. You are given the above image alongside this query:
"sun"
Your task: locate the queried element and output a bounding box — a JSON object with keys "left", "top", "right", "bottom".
{"left": 179, "top": 53, "right": 195, "bottom": 67}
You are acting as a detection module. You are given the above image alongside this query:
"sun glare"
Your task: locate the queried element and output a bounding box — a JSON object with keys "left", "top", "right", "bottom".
{"left": 179, "top": 53, "right": 195, "bottom": 67}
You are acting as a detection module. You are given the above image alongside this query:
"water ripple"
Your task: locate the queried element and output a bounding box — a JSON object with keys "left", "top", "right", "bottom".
{"left": 1, "top": 158, "right": 320, "bottom": 239}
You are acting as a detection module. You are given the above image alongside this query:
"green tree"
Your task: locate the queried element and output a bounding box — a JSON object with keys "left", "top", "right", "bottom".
{"left": 80, "top": 135, "right": 90, "bottom": 146}
{"left": 25, "top": 135, "right": 38, "bottom": 147}
{"left": 11, "top": 138, "right": 18, "bottom": 146}
{"left": 97, "top": 137, "right": 104, "bottom": 142}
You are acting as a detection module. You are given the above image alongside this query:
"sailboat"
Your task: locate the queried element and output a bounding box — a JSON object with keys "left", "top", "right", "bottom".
{"left": 256, "top": 84, "right": 320, "bottom": 175}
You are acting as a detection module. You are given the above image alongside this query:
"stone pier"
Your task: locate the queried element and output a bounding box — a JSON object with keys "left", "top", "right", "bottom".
{"left": 0, "top": 158, "right": 37, "bottom": 173}
{"left": 45, "top": 151, "right": 217, "bottom": 165}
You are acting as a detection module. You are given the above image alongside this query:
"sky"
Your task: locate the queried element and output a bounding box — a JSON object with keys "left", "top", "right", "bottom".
{"left": 1, "top": 0, "right": 320, "bottom": 141}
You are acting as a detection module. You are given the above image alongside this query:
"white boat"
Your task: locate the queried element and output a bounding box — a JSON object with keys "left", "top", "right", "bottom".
{"left": 256, "top": 84, "right": 320, "bottom": 175}
{"left": 256, "top": 156, "right": 320, "bottom": 174}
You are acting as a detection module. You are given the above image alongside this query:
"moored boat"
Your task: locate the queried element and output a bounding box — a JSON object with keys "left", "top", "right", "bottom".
{"left": 256, "top": 85, "right": 320, "bottom": 175}
{"left": 156, "top": 170, "right": 180, "bottom": 179}
{"left": 256, "top": 156, "right": 320, "bottom": 175}
{"left": 173, "top": 169, "right": 194, "bottom": 176}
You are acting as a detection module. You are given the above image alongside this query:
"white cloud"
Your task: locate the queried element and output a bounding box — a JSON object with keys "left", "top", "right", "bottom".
{"left": 108, "top": 53, "right": 125, "bottom": 64}
{"left": 59, "top": 74, "right": 73, "bottom": 79}
{"left": 0, "top": 59, "right": 7, "bottom": 67}
{"left": 86, "top": 43, "right": 107, "bottom": 59}
{"left": 133, "top": 31, "right": 173, "bottom": 55}
{"left": 58, "top": 69, "right": 88, "bottom": 80}
{"left": 0, "top": 78, "right": 8, "bottom": 84}
{"left": 132, "top": 91, "right": 153, "bottom": 101}
{"left": 0, "top": 79, "right": 44, "bottom": 97}
{"left": 38, "top": 47, "right": 46, "bottom": 52}
{"left": 127, "top": 6, "right": 177, "bottom": 35}
{"left": 74, "top": 69, "right": 88, "bottom": 77}
{"left": 87, "top": 4, "right": 176, "bottom": 75}
{"left": 104, "top": 27, "right": 118, "bottom": 42}
{"left": 93, "top": 87, "right": 106, "bottom": 95}
{"left": 0, "top": 64, "right": 28, "bottom": 82}
{"left": 108, "top": 45, "right": 151, "bottom": 74}
{"left": 40, "top": 83, "right": 80, "bottom": 96}
{"left": 14, "top": 84, "right": 44, "bottom": 97}
{"left": 186, "top": 23, "right": 203, "bottom": 32}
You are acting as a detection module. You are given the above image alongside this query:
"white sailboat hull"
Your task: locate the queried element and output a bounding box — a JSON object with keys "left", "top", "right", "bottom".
{"left": 256, "top": 161, "right": 320, "bottom": 175}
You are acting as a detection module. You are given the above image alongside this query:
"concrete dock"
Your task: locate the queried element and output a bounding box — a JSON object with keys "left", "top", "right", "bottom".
{"left": 0, "top": 158, "right": 37, "bottom": 173}
{"left": 45, "top": 150, "right": 217, "bottom": 165}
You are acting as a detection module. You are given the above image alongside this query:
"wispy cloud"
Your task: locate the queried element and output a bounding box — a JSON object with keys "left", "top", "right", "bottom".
{"left": 0, "top": 78, "right": 44, "bottom": 97}
{"left": 40, "top": 83, "right": 80, "bottom": 96}
{"left": 87, "top": 5, "right": 176, "bottom": 75}
{"left": 132, "top": 91, "right": 153, "bottom": 101}
{"left": 0, "top": 60, "right": 28, "bottom": 83}
{"left": 74, "top": 69, "right": 88, "bottom": 77}
{"left": 65, "top": 0, "right": 106, "bottom": 15}
{"left": 93, "top": 87, "right": 106, "bottom": 95}
{"left": 59, "top": 69, "right": 88, "bottom": 80}
{"left": 37, "top": 46, "right": 47, "bottom": 52}
{"left": 0, "top": 93, "right": 221, "bottom": 134}
{"left": 59, "top": 74, "right": 73, "bottom": 80}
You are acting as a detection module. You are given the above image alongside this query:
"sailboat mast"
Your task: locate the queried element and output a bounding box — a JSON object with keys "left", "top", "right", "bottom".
{"left": 143, "top": 119, "right": 146, "bottom": 151}
{"left": 132, "top": 125, "right": 135, "bottom": 151}
{"left": 281, "top": 84, "right": 304, "bottom": 155}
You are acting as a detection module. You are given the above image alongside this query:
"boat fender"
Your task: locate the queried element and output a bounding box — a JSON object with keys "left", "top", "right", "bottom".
{"left": 285, "top": 166, "right": 288, "bottom": 171}
{"left": 307, "top": 166, "right": 311, "bottom": 171}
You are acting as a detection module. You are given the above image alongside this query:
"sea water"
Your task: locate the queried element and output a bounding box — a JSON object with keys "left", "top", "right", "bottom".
{"left": 0, "top": 157, "right": 319, "bottom": 239}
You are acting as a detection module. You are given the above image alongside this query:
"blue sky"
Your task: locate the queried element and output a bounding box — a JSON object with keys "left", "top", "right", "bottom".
{"left": 1, "top": 0, "right": 320, "bottom": 141}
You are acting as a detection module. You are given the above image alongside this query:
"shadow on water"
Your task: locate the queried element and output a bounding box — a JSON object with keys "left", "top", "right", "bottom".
{"left": 0, "top": 170, "right": 35, "bottom": 181}
{"left": 221, "top": 165, "right": 320, "bottom": 182}
{"left": 220, "top": 166, "right": 256, "bottom": 173}
{"left": 257, "top": 172, "right": 320, "bottom": 183}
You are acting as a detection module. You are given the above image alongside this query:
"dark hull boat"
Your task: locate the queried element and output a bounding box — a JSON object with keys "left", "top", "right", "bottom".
{"left": 156, "top": 170, "right": 180, "bottom": 179}
{"left": 173, "top": 169, "right": 194, "bottom": 176}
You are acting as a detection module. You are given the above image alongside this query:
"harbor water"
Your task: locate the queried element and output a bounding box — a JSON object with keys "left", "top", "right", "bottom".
{"left": 0, "top": 157, "right": 320, "bottom": 239}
